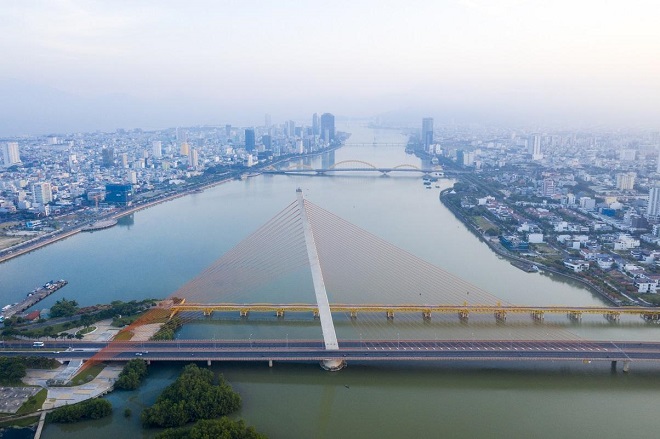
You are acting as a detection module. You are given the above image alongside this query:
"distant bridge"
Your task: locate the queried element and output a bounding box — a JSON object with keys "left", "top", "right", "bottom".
{"left": 343, "top": 142, "right": 408, "bottom": 148}
{"left": 262, "top": 160, "right": 442, "bottom": 176}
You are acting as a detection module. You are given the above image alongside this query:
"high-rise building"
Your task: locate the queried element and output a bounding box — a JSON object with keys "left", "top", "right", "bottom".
{"left": 422, "top": 118, "right": 433, "bottom": 152}
{"left": 542, "top": 178, "right": 555, "bottom": 197}
{"left": 531, "top": 134, "right": 543, "bottom": 160}
{"left": 265, "top": 113, "right": 271, "bottom": 128}
{"left": 648, "top": 186, "right": 660, "bottom": 218}
{"left": 120, "top": 153, "right": 129, "bottom": 168}
{"left": 262, "top": 135, "right": 272, "bottom": 150}
{"left": 320, "top": 113, "right": 335, "bottom": 142}
{"left": 189, "top": 148, "right": 199, "bottom": 168}
{"left": 101, "top": 147, "right": 115, "bottom": 167}
{"left": 2, "top": 142, "right": 21, "bottom": 166}
{"left": 180, "top": 141, "right": 190, "bottom": 156}
{"left": 32, "top": 182, "right": 52, "bottom": 205}
{"left": 312, "top": 113, "right": 320, "bottom": 136}
{"left": 225, "top": 124, "right": 232, "bottom": 138}
{"left": 286, "top": 120, "right": 296, "bottom": 137}
{"left": 616, "top": 172, "right": 636, "bottom": 190}
{"left": 152, "top": 141, "right": 162, "bottom": 159}
{"left": 245, "top": 129, "right": 256, "bottom": 152}
{"left": 105, "top": 183, "right": 133, "bottom": 206}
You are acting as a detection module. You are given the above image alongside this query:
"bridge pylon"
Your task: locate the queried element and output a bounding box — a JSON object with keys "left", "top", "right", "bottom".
{"left": 296, "top": 188, "right": 344, "bottom": 371}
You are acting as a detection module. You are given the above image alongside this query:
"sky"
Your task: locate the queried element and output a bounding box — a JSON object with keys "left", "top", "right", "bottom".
{"left": 0, "top": 0, "right": 659, "bottom": 135}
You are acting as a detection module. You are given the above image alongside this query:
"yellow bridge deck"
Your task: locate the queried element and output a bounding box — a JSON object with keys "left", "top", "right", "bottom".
{"left": 169, "top": 302, "right": 660, "bottom": 321}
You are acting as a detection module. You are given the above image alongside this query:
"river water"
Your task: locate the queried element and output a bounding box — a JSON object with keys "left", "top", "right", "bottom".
{"left": 1, "top": 124, "right": 659, "bottom": 438}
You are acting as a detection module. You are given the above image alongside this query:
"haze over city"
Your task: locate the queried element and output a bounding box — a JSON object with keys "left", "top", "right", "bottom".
{"left": 1, "top": 0, "right": 658, "bottom": 135}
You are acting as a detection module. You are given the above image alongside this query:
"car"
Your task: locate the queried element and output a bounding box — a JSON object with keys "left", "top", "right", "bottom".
{"left": 135, "top": 352, "right": 142, "bottom": 356}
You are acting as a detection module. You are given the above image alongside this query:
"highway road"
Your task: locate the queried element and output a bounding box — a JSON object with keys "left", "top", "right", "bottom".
{"left": 2, "top": 339, "right": 659, "bottom": 365}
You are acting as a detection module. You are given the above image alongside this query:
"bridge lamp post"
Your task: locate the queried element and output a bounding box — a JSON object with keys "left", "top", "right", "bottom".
{"left": 286, "top": 334, "right": 288, "bottom": 349}
{"left": 360, "top": 333, "right": 362, "bottom": 348}
{"left": 249, "top": 334, "right": 253, "bottom": 348}
{"left": 397, "top": 333, "right": 400, "bottom": 349}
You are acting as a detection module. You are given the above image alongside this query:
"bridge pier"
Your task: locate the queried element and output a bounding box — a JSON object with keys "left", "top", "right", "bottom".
{"left": 276, "top": 309, "right": 285, "bottom": 318}
{"left": 240, "top": 309, "right": 249, "bottom": 318}
{"left": 604, "top": 312, "right": 620, "bottom": 323}
{"left": 320, "top": 359, "right": 346, "bottom": 371}
{"left": 623, "top": 360, "right": 631, "bottom": 373}
{"left": 494, "top": 311, "right": 507, "bottom": 322}
{"left": 386, "top": 310, "right": 394, "bottom": 320}
{"left": 568, "top": 312, "right": 582, "bottom": 322}
{"left": 642, "top": 313, "right": 660, "bottom": 323}
{"left": 269, "top": 360, "right": 273, "bottom": 368}
{"left": 531, "top": 311, "right": 544, "bottom": 322}
{"left": 207, "top": 360, "right": 211, "bottom": 366}
{"left": 203, "top": 309, "right": 213, "bottom": 317}
{"left": 611, "top": 360, "right": 617, "bottom": 372}
{"left": 422, "top": 310, "right": 432, "bottom": 321}
{"left": 350, "top": 310, "right": 358, "bottom": 319}
{"left": 458, "top": 311, "right": 469, "bottom": 323}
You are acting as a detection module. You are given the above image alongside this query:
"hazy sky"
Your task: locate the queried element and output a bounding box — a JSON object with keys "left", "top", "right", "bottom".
{"left": 1, "top": 0, "right": 659, "bottom": 134}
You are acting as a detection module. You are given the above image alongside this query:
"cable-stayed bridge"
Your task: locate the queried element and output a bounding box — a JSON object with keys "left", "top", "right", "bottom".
{"left": 89, "top": 190, "right": 659, "bottom": 371}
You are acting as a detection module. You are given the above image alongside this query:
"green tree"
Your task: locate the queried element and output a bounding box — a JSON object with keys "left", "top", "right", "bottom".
{"left": 142, "top": 364, "right": 241, "bottom": 428}
{"left": 49, "top": 298, "right": 79, "bottom": 318}
{"left": 47, "top": 398, "right": 112, "bottom": 423}
{"left": 156, "top": 418, "right": 267, "bottom": 439}
{"left": 0, "top": 357, "right": 27, "bottom": 383}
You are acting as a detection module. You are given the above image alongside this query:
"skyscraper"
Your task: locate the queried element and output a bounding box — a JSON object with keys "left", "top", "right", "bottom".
{"left": 320, "top": 113, "right": 335, "bottom": 142}
{"left": 2, "top": 142, "right": 21, "bottom": 166}
{"left": 189, "top": 148, "right": 199, "bottom": 168}
{"left": 245, "top": 129, "right": 256, "bottom": 152}
{"left": 265, "top": 113, "right": 271, "bottom": 128}
{"left": 152, "top": 141, "right": 162, "bottom": 159}
{"left": 101, "top": 147, "right": 115, "bottom": 167}
{"left": 312, "top": 113, "right": 319, "bottom": 136}
{"left": 648, "top": 186, "right": 660, "bottom": 218}
{"left": 531, "top": 134, "right": 543, "bottom": 160}
{"left": 180, "top": 141, "right": 190, "bottom": 156}
{"left": 422, "top": 118, "right": 433, "bottom": 152}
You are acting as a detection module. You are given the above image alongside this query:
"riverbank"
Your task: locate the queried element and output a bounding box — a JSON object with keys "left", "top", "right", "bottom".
{"left": 0, "top": 144, "right": 345, "bottom": 266}
{"left": 439, "top": 188, "right": 621, "bottom": 306}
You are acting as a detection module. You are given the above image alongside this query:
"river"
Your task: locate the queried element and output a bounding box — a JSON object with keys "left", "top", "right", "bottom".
{"left": 1, "top": 124, "right": 659, "bottom": 438}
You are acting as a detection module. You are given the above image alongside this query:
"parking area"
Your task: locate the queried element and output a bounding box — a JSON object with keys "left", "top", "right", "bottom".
{"left": 0, "top": 386, "right": 40, "bottom": 414}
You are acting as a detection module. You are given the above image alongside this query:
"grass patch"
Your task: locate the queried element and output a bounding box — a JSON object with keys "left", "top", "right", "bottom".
{"left": 69, "top": 363, "right": 105, "bottom": 386}
{"left": 113, "top": 330, "right": 134, "bottom": 341}
{"left": 77, "top": 326, "right": 96, "bottom": 336}
{"left": 0, "top": 415, "right": 40, "bottom": 428}
{"left": 16, "top": 388, "right": 47, "bottom": 415}
{"left": 472, "top": 215, "right": 499, "bottom": 234}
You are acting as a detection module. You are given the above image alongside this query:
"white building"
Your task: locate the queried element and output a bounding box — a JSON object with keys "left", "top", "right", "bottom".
{"left": 616, "top": 172, "right": 636, "bottom": 190}
{"left": 579, "top": 197, "right": 596, "bottom": 210}
{"left": 2, "top": 142, "right": 20, "bottom": 166}
{"left": 648, "top": 186, "right": 660, "bottom": 218}
{"left": 152, "top": 141, "right": 162, "bottom": 159}
{"left": 32, "top": 182, "right": 52, "bottom": 205}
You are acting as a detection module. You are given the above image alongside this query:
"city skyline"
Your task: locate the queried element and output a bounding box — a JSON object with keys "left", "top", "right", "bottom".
{"left": 1, "top": 0, "right": 658, "bottom": 136}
